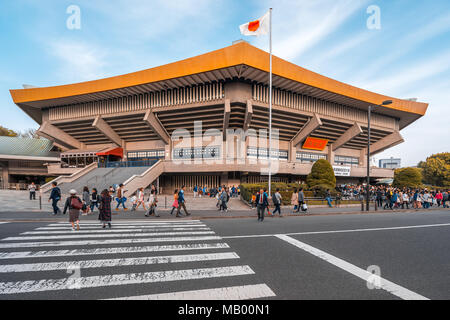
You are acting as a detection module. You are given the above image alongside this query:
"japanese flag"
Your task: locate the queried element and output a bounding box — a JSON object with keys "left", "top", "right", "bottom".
{"left": 239, "top": 11, "right": 270, "bottom": 36}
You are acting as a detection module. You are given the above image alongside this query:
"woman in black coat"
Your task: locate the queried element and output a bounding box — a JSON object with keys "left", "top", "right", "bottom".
{"left": 98, "top": 189, "right": 112, "bottom": 229}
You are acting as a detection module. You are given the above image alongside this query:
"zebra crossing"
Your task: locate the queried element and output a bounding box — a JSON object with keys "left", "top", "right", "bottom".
{"left": 0, "top": 220, "right": 275, "bottom": 300}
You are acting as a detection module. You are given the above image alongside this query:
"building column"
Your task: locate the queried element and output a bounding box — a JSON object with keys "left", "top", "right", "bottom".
{"left": 291, "top": 113, "right": 322, "bottom": 148}
{"left": 37, "top": 121, "right": 86, "bottom": 150}
{"left": 288, "top": 141, "right": 297, "bottom": 162}
{"left": 327, "top": 145, "right": 335, "bottom": 165}
{"left": 144, "top": 110, "right": 170, "bottom": 145}
{"left": 222, "top": 99, "right": 231, "bottom": 141}
{"left": 92, "top": 116, "right": 123, "bottom": 147}
{"left": 332, "top": 122, "right": 363, "bottom": 151}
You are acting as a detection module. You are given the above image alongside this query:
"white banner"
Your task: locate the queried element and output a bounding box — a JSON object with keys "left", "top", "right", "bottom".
{"left": 333, "top": 165, "right": 351, "bottom": 177}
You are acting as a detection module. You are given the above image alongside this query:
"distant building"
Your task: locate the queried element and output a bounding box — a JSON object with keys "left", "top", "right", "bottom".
{"left": 0, "top": 137, "right": 60, "bottom": 189}
{"left": 379, "top": 158, "right": 401, "bottom": 169}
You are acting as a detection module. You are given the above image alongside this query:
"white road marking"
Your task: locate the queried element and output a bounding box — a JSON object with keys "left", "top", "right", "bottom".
{"left": 107, "top": 284, "right": 276, "bottom": 300}
{"left": 4, "top": 231, "right": 215, "bottom": 241}
{"left": 0, "top": 222, "right": 9, "bottom": 225}
{"left": 0, "top": 265, "right": 255, "bottom": 295}
{"left": 36, "top": 224, "right": 206, "bottom": 230}
{"left": 0, "top": 252, "right": 240, "bottom": 273}
{"left": 222, "top": 223, "right": 450, "bottom": 239}
{"left": 276, "top": 234, "right": 429, "bottom": 300}
{"left": 52, "top": 221, "right": 202, "bottom": 226}
{"left": 23, "top": 227, "right": 211, "bottom": 235}
{"left": 0, "top": 243, "right": 230, "bottom": 260}
{"left": 0, "top": 236, "right": 222, "bottom": 249}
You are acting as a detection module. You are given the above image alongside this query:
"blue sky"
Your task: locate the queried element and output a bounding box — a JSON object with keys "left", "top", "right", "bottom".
{"left": 1, "top": 0, "right": 449, "bottom": 166}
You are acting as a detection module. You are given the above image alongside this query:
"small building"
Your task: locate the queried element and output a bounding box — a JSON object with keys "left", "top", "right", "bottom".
{"left": 0, "top": 136, "right": 60, "bottom": 189}
{"left": 379, "top": 158, "right": 402, "bottom": 169}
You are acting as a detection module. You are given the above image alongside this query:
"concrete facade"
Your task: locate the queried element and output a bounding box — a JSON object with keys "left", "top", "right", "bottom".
{"left": 9, "top": 42, "right": 428, "bottom": 193}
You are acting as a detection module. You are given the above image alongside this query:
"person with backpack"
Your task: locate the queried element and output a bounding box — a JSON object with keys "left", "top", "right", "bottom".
{"left": 176, "top": 185, "right": 190, "bottom": 217}
{"left": 98, "top": 189, "right": 112, "bottom": 229}
{"left": 145, "top": 189, "right": 160, "bottom": 217}
{"left": 272, "top": 188, "right": 282, "bottom": 217}
{"left": 82, "top": 186, "right": 91, "bottom": 215}
{"left": 63, "top": 189, "right": 83, "bottom": 231}
{"left": 219, "top": 188, "right": 228, "bottom": 212}
{"left": 90, "top": 188, "right": 99, "bottom": 213}
{"left": 115, "top": 184, "right": 127, "bottom": 211}
{"left": 48, "top": 181, "right": 62, "bottom": 215}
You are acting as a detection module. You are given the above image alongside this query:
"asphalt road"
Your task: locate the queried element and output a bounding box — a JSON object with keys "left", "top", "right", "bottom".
{"left": 0, "top": 209, "right": 449, "bottom": 300}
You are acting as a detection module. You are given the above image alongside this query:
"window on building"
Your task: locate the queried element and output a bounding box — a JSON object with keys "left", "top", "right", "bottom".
{"left": 334, "top": 155, "right": 359, "bottom": 166}
{"left": 247, "top": 147, "right": 288, "bottom": 160}
{"left": 296, "top": 152, "right": 327, "bottom": 163}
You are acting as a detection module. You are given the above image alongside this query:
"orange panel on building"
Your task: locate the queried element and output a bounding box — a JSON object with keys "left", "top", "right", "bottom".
{"left": 302, "top": 137, "right": 329, "bottom": 151}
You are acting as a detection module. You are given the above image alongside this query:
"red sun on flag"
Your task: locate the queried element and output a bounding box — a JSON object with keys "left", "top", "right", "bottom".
{"left": 248, "top": 20, "right": 260, "bottom": 32}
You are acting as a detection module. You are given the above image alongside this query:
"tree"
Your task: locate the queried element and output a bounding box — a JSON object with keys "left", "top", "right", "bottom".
{"left": 0, "top": 126, "right": 18, "bottom": 137}
{"left": 19, "top": 128, "right": 39, "bottom": 139}
{"left": 419, "top": 153, "right": 450, "bottom": 187}
{"left": 393, "top": 167, "right": 423, "bottom": 188}
{"left": 306, "top": 159, "right": 336, "bottom": 192}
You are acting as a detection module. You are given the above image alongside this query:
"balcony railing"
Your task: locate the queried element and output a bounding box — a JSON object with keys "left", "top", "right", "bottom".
{"left": 98, "top": 160, "right": 159, "bottom": 168}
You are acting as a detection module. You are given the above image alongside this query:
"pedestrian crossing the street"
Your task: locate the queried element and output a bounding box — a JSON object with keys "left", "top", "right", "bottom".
{"left": 0, "top": 220, "right": 276, "bottom": 300}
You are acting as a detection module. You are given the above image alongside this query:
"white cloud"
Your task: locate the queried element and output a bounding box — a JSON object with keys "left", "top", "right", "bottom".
{"left": 358, "top": 49, "right": 450, "bottom": 95}
{"left": 307, "top": 31, "right": 374, "bottom": 70}
{"left": 352, "top": 12, "right": 450, "bottom": 84}
{"left": 48, "top": 40, "right": 109, "bottom": 83}
{"left": 375, "top": 83, "right": 450, "bottom": 166}
{"left": 252, "top": 0, "right": 369, "bottom": 61}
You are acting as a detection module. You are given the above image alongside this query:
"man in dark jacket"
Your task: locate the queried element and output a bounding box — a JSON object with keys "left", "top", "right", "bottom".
{"left": 48, "top": 182, "right": 62, "bottom": 215}
{"left": 296, "top": 188, "right": 305, "bottom": 212}
{"left": 255, "top": 188, "right": 269, "bottom": 222}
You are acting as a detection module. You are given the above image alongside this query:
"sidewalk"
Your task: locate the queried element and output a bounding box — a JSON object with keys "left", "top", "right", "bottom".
{"left": 0, "top": 204, "right": 447, "bottom": 222}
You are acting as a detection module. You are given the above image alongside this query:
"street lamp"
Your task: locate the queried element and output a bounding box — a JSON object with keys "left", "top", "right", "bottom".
{"left": 366, "top": 100, "right": 392, "bottom": 211}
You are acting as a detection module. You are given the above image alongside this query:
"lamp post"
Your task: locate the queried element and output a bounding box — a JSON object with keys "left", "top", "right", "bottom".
{"left": 366, "top": 100, "right": 392, "bottom": 211}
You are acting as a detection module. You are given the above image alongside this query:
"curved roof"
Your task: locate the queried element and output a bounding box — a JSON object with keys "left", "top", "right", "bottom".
{"left": 10, "top": 41, "right": 428, "bottom": 118}
{"left": 0, "top": 136, "right": 57, "bottom": 158}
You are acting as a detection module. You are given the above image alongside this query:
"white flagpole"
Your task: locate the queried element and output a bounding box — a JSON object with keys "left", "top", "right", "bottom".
{"left": 268, "top": 8, "right": 273, "bottom": 198}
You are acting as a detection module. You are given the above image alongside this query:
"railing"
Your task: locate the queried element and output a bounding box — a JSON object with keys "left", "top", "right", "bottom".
{"left": 39, "top": 162, "right": 98, "bottom": 194}
{"left": 98, "top": 160, "right": 159, "bottom": 168}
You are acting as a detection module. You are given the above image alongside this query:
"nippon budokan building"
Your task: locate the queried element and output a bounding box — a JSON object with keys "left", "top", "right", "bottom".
{"left": 9, "top": 41, "right": 428, "bottom": 195}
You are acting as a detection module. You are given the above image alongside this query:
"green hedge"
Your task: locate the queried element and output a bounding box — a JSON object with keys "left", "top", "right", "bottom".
{"left": 240, "top": 183, "right": 336, "bottom": 206}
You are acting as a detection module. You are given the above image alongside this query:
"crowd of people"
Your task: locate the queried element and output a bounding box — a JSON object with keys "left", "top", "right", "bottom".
{"left": 335, "top": 184, "right": 450, "bottom": 210}
{"left": 45, "top": 181, "right": 193, "bottom": 231}
{"left": 34, "top": 180, "right": 450, "bottom": 230}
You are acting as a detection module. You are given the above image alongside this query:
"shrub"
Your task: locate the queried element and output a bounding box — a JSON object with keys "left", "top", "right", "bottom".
{"left": 306, "top": 159, "right": 336, "bottom": 191}
{"left": 393, "top": 167, "right": 423, "bottom": 188}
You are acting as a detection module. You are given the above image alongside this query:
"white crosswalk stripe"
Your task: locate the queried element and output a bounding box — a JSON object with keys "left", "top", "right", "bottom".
{"left": 0, "top": 221, "right": 275, "bottom": 300}
{"left": 0, "top": 236, "right": 223, "bottom": 249}
{"left": 23, "top": 227, "right": 211, "bottom": 234}
{"left": 0, "top": 252, "right": 240, "bottom": 273}
{"left": 0, "top": 243, "right": 231, "bottom": 260}
{"left": 35, "top": 224, "right": 206, "bottom": 230}
{"left": 106, "top": 284, "right": 276, "bottom": 300}
{"left": 5, "top": 231, "right": 215, "bottom": 241}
